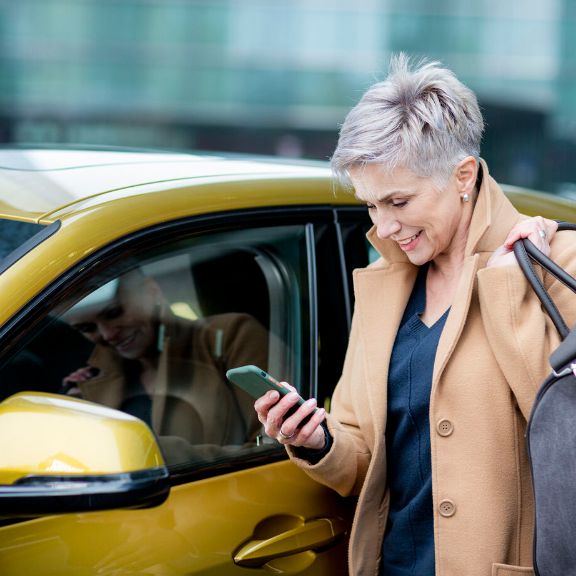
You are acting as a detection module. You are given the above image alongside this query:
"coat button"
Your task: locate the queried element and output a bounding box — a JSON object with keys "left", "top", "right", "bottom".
{"left": 439, "top": 500, "right": 456, "bottom": 517}
{"left": 436, "top": 419, "right": 454, "bottom": 437}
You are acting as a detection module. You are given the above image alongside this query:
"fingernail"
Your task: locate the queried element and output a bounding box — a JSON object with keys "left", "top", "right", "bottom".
{"left": 305, "top": 398, "right": 317, "bottom": 407}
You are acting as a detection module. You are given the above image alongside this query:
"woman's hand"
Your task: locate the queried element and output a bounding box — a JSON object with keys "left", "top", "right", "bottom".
{"left": 254, "top": 382, "right": 327, "bottom": 450}
{"left": 487, "top": 216, "right": 558, "bottom": 268}
{"left": 60, "top": 366, "right": 100, "bottom": 397}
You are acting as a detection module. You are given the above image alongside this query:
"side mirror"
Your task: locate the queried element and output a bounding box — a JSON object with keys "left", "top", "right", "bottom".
{"left": 0, "top": 392, "right": 169, "bottom": 517}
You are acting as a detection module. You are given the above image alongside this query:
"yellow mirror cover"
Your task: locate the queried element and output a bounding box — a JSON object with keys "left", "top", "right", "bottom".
{"left": 0, "top": 392, "right": 164, "bottom": 484}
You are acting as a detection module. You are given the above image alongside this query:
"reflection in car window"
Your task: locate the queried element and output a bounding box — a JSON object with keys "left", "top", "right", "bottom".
{"left": 0, "top": 224, "right": 310, "bottom": 476}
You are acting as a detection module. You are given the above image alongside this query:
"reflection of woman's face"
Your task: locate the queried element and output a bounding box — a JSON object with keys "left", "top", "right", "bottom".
{"left": 67, "top": 280, "right": 158, "bottom": 361}
{"left": 350, "top": 164, "right": 469, "bottom": 266}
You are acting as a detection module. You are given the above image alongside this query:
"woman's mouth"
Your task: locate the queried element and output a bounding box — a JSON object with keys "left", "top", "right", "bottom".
{"left": 115, "top": 333, "right": 136, "bottom": 351}
{"left": 397, "top": 231, "right": 422, "bottom": 251}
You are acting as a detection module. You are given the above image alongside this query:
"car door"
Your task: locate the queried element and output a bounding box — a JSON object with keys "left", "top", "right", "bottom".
{"left": 0, "top": 206, "right": 362, "bottom": 575}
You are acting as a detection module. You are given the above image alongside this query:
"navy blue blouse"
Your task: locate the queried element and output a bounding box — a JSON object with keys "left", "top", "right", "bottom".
{"left": 380, "top": 265, "right": 449, "bottom": 576}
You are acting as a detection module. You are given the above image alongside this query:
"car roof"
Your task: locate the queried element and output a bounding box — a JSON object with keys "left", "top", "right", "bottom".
{"left": 0, "top": 147, "right": 574, "bottom": 225}
{"left": 0, "top": 147, "right": 335, "bottom": 223}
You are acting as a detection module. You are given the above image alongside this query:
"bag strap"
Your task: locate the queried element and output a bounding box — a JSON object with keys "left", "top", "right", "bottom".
{"left": 513, "top": 221, "right": 576, "bottom": 340}
{"left": 550, "top": 328, "right": 576, "bottom": 374}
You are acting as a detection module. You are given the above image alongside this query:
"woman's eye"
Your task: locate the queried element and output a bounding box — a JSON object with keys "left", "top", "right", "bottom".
{"left": 391, "top": 200, "right": 408, "bottom": 208}
{"left": 73, "top": 323, "right": 97, "bottom": 334}
{"left": 103, "top": 306, "right": 124, "bottom": 320}
{"left": 366, "top": 203, "right": 376, "bottom": 210}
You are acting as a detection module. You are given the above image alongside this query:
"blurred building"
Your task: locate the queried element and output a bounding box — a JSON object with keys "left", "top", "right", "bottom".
{"left": 0, "top": 0, "right": 575, "bottom": 194}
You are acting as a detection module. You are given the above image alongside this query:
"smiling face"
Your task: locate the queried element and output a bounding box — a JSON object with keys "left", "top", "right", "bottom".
{"left": 350, "top": 158, "right": 478, "bottom": 267}
{"left": 65, "top": 275, "right": 161, "bottom": 361}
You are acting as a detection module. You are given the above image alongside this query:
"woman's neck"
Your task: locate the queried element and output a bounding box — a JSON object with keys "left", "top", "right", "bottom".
{"left": 420, "top": 188, "right": 478, "bottom": 326}
{"left": 421, "top": 257, "right": 464, "bottom": 327}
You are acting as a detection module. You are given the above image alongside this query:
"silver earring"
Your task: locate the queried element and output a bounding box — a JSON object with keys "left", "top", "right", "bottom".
{"left": 462, "top": 193, "right": 470, "bottom": 203}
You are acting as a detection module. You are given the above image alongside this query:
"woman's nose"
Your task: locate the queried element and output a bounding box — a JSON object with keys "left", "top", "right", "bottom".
{"left": 97, "top": 322, "right": 119, "bottom": 343}
{"left": 375, "top": 212, "right": 401, "bottom": 239}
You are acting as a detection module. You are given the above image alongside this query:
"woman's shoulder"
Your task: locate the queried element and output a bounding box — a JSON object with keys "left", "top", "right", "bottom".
{"left": 544, "top": 228, "right": 576, "bottom": 284}
{"left": 551, "top": 228, "right": 576, "bottom": 261}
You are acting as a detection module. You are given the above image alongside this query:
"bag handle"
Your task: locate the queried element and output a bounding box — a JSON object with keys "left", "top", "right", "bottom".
{"left": 513, "top": 221, "right": 576, "bottom": 340}
{"left": 550, "top": 329, "right": 576, "bottom": 374}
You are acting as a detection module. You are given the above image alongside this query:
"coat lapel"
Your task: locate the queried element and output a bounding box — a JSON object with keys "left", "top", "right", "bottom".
{"left": 432, "top": 254, "right": 479, "bottom": 386}
{"left": 433, "top": 160, "right": 524, "bottom": 386}
{"left": 354, "top": 262, "right": 417, "bottom": 435}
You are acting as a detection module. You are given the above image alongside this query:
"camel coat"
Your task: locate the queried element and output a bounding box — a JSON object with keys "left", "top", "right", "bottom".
{"left": 291, "top": 161, "right": 576, "bottom": 576}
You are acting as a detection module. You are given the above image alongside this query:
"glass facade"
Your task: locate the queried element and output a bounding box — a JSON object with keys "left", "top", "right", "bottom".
{"left": 0, "top": 0, "right": 575, "bottom": 195}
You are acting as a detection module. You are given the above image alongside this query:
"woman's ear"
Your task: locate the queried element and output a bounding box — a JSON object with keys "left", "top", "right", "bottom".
{"left": 455, "top": 156, "right": 478, "bottom": 194}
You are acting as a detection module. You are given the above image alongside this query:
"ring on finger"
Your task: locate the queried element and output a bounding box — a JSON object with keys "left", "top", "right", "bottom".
{"left": 538, "top": 229, "right": 547, "bottom": 240}
{"left": 279, "top": 428, "right": 295, "bottom": 440}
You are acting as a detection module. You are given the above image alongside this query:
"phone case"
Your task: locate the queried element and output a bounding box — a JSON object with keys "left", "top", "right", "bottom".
{"left": 226, "top": 365, "right": 301, "bottom": 403}
{"left": 226, "top": 365, "right": 314, "bottom": 424}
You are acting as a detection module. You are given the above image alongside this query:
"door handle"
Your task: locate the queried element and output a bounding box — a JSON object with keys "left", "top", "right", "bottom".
{"left": 233, "top": 516, "right": 347, "bottom": 567}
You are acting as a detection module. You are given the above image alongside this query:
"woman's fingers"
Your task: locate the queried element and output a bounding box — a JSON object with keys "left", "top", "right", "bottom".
{"left": 277, "top": 402, "right": 327, "bottom": 449}
{"left": 488, "top": 217, "right": 558, "bottom": 268}
{"left": 265, "top": 391, "right": 303, "bottom": 433}
{"left": 503, "top": 216, "right": 558, "bottom": 255}
{"left": 254, "top": 389, "right": 280, "bottom": 424}
{"left": 62, "top": 366, "right": 98, "bottom": 385}
{"left": 253, "top": 385, "right": 327, "bottom": 449}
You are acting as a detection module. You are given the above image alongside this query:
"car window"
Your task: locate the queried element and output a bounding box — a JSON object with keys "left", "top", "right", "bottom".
{"left": 0, "top": 220, "right": 61, "bottom": 275}
{"left": 312, "top": 209, "right": 374, "bottom": 411}
{"left": 0, "top": 220, "right": 45, "bottom": 260}
{"left": 0, "top": 223, "right": 312, "bottom": 477}
{"left": 336, "top": 208, "right": 374, "bottom": 310}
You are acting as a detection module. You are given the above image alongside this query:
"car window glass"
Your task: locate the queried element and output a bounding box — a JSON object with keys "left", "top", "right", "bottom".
{"left": 0, "top": 224, "right": 311, "bottom": 476}
{"left": 0, "top": 220, "right": 46, "bottom": 260}
{"left": 337, "top": 213, "right": 375, "bottom": 308}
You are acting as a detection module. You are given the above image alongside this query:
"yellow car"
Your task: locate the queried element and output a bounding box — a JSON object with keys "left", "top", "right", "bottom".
{"left": 0, "top": 148, "right": 573, "bottom": 575}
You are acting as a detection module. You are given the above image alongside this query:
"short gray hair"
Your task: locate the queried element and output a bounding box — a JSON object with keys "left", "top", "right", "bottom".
{"left": 331, "top": 53, "right": 484, "bottom": 189}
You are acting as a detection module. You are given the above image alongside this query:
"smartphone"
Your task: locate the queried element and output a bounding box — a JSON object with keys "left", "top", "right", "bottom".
{"left": 226, "top": 364, "right": 315, "bottom": 423}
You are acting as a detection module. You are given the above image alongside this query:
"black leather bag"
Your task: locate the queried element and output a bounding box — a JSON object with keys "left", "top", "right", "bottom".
{"left": 514, "top": 222, "right": 576, "bottom": 576}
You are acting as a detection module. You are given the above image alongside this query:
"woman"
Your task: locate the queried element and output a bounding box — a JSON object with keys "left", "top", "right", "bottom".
{"left": 255, "top": 55, "right": 576, "bottom": 576}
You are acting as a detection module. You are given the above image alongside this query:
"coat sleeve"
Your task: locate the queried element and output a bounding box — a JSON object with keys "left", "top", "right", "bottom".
{"left": 287, "top": 310, "right": 373, "bottom": 497}
{"left": 477, "top": 231, "right": 576, "bottom": 420}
